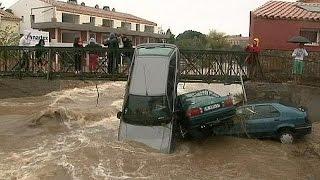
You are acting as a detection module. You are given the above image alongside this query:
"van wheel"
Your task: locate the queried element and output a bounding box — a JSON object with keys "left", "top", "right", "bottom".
{"left": 279, "top": 130, "right": 295, "bottom": 144}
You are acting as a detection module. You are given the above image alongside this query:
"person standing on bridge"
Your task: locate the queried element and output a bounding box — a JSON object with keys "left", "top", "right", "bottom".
{"left": 19, "top": 30, "right": 32, "bottom": 71}
{"left": 292, "top": 43, "right": 308, "bottom": 83}
{"left": 85, "top": 38, "right": 102, "bottom": 72}
{"left": 245, "top": 38, "right": 263, "bottom": 80}
{"left": 105, "top": 33, "right": 120, "bottom": 74}
{"left": 73, "top": 37, "right": 83, "bottom": 74}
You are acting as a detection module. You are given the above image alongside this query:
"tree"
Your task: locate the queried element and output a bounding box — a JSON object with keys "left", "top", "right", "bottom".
{"left": 0, "top": 26, "right": 20, "bottom": 46}
{"left": 175, "top": 30, "right": 207, "bottom": 50}
{"left": 206, "top": 29, "right": 231, "bottom": 50}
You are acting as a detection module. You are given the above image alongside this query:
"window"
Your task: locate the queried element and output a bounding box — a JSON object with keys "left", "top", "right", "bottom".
{"left": 167, "top": 52, "right": 177, "bottom": 110}
{"left": 90, "top": 17, "right": 95, "bottom": 24}
{"left": 89, "top": 33, "right": 96, "bottom": 40}
{"left": 123, "top": 95, "right": 171, "bottom": 126}
{"left": 102, "top": 19, "right": 113, "bottom": 28}
{"left": 237, "top": 106, "right": 254, "bottom": 117}
{"left": 136, "top": 24, "right": 140, "bottom": 31}
{"left": 101, "top": 33, "right": 109, "bottom": 44}
{"left": 62, "top": 13, "right": 80, "bottom": 24}
{"left": 121, "top": 22, "right": 131, "bottom": 30}
{"left": 61, "top": 31, "right": 80, "bottom": 43}
{"left": 300, "top": 29, "right": 319, "bottom": 45}
{"left": 30, "top": 15, "right": 35, "bottom": 23}
{"left": 252, "top": 105, "right": 280, "bottom": 119}
{"left": 144, "top": 25, "right": 154, "bottom": 33}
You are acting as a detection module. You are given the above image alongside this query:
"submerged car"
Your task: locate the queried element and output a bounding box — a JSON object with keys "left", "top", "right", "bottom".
{"left": 176, "top": 89, "right": 236, "bottom": 139}
{"left": 117, "top": 43, "right": 180, "bottom": 153}
{"left": 212, "top": 103, "right": 312, "bottom": 143}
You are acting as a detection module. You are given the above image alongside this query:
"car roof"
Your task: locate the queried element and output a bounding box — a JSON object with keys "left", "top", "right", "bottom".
{"left": 242, "top": 102, "right": 281, "bottom": 107}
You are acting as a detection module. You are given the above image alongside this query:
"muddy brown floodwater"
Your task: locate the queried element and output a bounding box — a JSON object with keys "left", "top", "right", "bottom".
{"left": 0, "top": 82, "right": 319, "bottom": 180}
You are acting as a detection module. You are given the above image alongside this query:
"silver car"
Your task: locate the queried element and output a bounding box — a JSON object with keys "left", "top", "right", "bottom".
{"left": 117, "top": 43, "right": 180, "bottom": 153}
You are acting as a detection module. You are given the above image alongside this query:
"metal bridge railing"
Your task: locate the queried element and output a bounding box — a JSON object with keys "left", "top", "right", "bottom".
{"left": 0, "top": 46, "right": 319, "bottom": 84}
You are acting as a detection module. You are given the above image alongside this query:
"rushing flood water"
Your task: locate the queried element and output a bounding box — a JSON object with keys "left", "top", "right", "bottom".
{"left": 0, "top": 82, "right": 319, "bottom": 180}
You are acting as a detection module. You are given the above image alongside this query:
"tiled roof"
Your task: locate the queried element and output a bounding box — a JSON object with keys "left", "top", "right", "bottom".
{"left": 252, "top": 1, "right": 320, "bottom": 21}
{"left": 40, "top": 0, "right": 157, "bottom": 26}
{"left": 0, "top": 9, "right": 21, "bottom": 21}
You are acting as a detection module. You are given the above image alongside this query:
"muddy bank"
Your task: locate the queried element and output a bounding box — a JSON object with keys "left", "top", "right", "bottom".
{"left": 0, "top": 78, "right": 108, "bottom": 99}
{"left": 245, "top": 82, "right": 320, "bottom": 122}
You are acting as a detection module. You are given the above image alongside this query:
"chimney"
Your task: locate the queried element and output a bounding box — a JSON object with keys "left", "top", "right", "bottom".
{"left": 103, "top": 6, "right": 110, "bottom": 11}
{"left": 80, "top": 2, "right": 85, "bottom": 6}
{"left": 95, "top": 4, "right": 99, "bottom": 9}
{"left": 112, "top": 8, "right": 116, "bottom": 12}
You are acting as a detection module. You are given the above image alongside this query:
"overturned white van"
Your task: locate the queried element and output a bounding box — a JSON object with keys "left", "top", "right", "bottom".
{"left": 117, "top": 43, "right": 180, "bottom": 153}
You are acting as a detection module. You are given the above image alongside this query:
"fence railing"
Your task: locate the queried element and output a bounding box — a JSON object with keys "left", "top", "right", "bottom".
{"left": 0, "top": 46, "right": 319, "bottom": 85}
{"left": 259, "top": 50, "right": 320, "bottom": 84}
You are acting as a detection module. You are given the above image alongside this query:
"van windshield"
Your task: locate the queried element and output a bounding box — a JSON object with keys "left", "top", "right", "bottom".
{"left": 122, "top": 95, "right": 171, "bottom": 126}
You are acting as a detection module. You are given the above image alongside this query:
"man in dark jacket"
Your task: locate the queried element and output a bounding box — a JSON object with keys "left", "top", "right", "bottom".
{"left": 104, "top": 33, "right": 119, "bottom": 74}
{"left": 122, "top": 36, "right": 133, "bottom": 63}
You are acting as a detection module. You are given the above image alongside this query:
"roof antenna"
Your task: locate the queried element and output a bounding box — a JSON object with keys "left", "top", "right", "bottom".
{"left": 143, "top": 65, "right": 149, "bottom": 96}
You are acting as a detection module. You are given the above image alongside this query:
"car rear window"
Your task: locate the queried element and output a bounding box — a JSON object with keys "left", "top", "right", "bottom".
{"left": 137, "top": 47, "right": 175, "bottom": 56}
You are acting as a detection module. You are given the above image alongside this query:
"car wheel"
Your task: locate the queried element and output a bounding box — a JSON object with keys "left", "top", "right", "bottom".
{"left": 279, "top": 130, "right": 295, "bottom": 144}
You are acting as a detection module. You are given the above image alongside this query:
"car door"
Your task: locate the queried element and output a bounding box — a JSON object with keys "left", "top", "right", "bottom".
{"left": 246, "top": 104, "right": 281, "bottom": 138}
{"left": 227, "top": 105, "right": 254, "bottom": 136}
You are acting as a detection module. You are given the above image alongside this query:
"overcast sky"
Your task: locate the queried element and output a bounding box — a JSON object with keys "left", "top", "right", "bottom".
{"left": 1, "top": 0, "right": 296, "bottom": 36}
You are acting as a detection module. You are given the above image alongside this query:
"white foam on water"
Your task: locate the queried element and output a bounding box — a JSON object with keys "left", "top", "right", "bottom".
{"left": 57, "top": 154, "right": 79, "bottom": 180}
{"left": 90, "top": 159, "right": 153, "bottom": 180}
{"left": 111, "top": 100, "right": 124, "bottom": 110}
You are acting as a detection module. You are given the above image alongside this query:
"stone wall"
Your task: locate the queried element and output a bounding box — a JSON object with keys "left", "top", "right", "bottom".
{"left": 245, "top": 82, "right": 320, "bottom": 122}
{"left": 0, "top": 78, "right": 104, "bottom": 99}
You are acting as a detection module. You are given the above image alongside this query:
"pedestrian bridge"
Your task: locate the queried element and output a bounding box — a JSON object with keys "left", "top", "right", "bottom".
{"left": 0, "top": 46, "right": 319, "bottom": 85}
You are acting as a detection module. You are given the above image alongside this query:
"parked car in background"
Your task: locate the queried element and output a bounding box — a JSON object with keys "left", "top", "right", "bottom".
{"left": 176, "top": 89, "right": 236, "bottom": 139}
{"left": 212, "top": 103, "right": 312, "bottom": 144}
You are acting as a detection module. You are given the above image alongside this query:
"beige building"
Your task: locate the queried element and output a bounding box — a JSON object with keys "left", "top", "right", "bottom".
{"left": 226, "top": 35, "right": 249, "bottom": 48}
{"left": 10, "top": 0, "right": 168, "bottom": 46}
{"left": 0, "top": 9, "right": 20, "bottom": 33}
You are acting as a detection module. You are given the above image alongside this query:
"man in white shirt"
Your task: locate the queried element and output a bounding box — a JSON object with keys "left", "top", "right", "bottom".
{"left": 292, "top": 43, "right": 308, "bottom": 82}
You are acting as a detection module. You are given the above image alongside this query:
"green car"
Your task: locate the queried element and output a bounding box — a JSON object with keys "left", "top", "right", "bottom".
{"left": 176, "top": 89, "right": 236, "bottom": 139}
{"left": 212, "top": 103, "right": 312, "bottom": 144}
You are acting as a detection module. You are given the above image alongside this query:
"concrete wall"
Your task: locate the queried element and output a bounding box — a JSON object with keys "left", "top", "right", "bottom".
{"left": 250, "top": 16, "right": 320, "bottom": 51}
{"left": 10, "top": 0, "right": 50, "bottom": 34}
{"left": 245, "top": 82, "right": 320, "bottom": 123}
{"left": 113, "top": 20, "right": 121, "bottom": 28}
{"left": 32, "top": 7, "right": 54, "bottom": 23}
